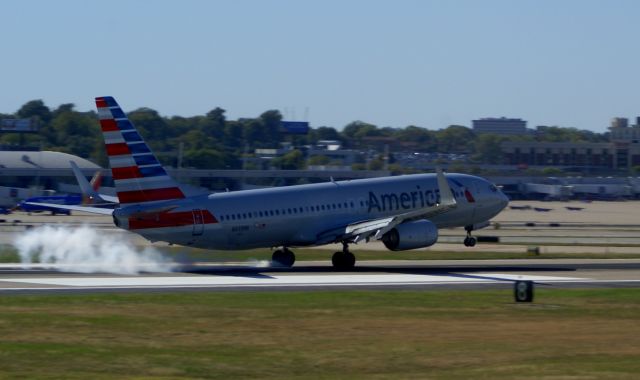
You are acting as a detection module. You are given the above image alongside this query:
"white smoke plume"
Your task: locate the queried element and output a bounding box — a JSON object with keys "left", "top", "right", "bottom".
{"left": 14, "top": 225, "right": 175, "bottom": 274}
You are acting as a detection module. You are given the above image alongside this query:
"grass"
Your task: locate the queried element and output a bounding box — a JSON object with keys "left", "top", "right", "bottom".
{"left": 0, "top": 289, "right": 639, "bottom": 379}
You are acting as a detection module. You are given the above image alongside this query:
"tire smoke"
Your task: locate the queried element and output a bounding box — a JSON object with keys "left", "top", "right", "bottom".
{"left": 14, "top": 225, "right": 175, "bottom": 274}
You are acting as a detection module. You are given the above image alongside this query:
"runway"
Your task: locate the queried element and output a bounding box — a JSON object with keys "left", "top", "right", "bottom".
{"left": 0, "top": 259, "right": 639, "bottom": 294}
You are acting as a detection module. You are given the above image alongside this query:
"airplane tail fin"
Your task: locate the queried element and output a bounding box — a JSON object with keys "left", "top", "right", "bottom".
{"left": 95, "top": 96, "right": 186, "bottom": 206}
{"left": 70, "top": 161, "right": 101, "bottom": 204}
{"left": 90, "top": 170, "right": 103, "bottom": 191}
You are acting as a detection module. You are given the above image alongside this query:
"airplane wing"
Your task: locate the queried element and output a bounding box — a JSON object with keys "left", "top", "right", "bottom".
{"left": 23, "top": 202, "right": 115, "bottom": 215}
{"left": 70, "top": 161, "right": 119, "bottom": 204}
{"left": 316, "top": 169, "right": 457, "bottom": 245}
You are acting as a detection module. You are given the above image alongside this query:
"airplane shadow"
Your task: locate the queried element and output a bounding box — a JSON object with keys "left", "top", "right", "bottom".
{"left": 176, "top": 263, "right": 578, "bottom": 278}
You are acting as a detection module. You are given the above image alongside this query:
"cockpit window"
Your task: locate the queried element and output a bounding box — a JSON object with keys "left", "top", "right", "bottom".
{"left": 489, "top": 184, "right": 498, "bottom": 192}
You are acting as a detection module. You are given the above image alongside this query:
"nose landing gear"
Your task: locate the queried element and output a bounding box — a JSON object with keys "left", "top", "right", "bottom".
{"left": 463, "top": 225, "right": 477, "bottom": 247}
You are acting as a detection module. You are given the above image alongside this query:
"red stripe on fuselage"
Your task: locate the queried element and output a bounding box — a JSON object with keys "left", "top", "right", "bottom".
{"left": 112, "top": 166, "right": 143, "bottom": 180}
{"left": 117, "top": 187, "right": 185, "bottom": 204}
{"left": 128, "top": 210, "right": 217, "bottom": 230}
{"left": 106, "top": 143, "right": 130, "bottom": 156}
{"left": 100, "top": 119, "right": 118, "bottom": 132}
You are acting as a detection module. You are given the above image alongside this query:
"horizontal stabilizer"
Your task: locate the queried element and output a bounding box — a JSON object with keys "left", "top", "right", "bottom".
{"left": 24, "top": 202, "right": 115, "bottom": 215}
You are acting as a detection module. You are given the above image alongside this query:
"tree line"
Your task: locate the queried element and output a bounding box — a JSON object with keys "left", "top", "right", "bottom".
{"left": 0, "top": 99, "right": 609, "bottom": 170}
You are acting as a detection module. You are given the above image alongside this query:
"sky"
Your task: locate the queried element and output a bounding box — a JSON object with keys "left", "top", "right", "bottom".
{"left": 1, "top": 0, "right": 639, "bottom": 132}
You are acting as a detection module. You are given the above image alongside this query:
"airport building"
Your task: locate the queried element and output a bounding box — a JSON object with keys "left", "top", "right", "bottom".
{"left": 502, "top": 116, "right": 640, "bottom": 171}
{"left": 472, "top": 117, "right": 527, "bottom": 135}
{"left": 0, "top": 151, "right": 101, "bottom": 189}
{"left": 0, "top": 151, "right": 103, "bottom": 207}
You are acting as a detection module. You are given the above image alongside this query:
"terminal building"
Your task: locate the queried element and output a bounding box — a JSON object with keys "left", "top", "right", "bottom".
{"left": 0, "top": 150, "right": 101, "bottom": 189}
{"left": 472, "top": 117, "right": 527, "bottom": 135}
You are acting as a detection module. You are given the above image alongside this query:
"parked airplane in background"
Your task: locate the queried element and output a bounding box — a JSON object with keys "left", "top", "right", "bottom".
{"left": 29, "top": 97, "right": 509, "bottom": 269}
{"left": 18, "top": 165, "right": 108, "bottom": 215}
{"left": 69, "top": 161, "right": 118, "bottom": 205}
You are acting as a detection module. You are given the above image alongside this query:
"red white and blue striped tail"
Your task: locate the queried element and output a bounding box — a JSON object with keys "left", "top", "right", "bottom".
{"left": 95, "top": 96, "right": 186, "bottom": 206}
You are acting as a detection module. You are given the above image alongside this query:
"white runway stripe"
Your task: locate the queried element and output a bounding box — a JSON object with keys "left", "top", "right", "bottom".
{"left": 1, "top": 273, "right": 587, "bottom": 288}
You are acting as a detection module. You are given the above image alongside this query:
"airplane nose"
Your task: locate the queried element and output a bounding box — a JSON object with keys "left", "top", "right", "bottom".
{"left": 499, "top": 191, "right": 509, "bottom": 210}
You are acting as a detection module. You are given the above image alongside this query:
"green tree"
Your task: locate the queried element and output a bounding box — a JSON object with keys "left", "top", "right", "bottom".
{"left": 310, "top": 126, "right": 341, "bottom": 142}
{"left": 17, "top": 99, "right": 52, "bottom": 123}
{"left": 201, "top": 107, "right": 226, "bottom": 141}
{"left": 396, "top": 126, "right": 436, "bottom": 151}
{"left": 436, "top": 125, "right": 475, "bottom": 153}
{"left": 46, "top": 110, "right": 100, "bottom": 158}
{"left": 473, "top": 133, "right": 506, "bottom": 164}
{"left": 272, "top": 149, "right": 305, "bottom": 170}
{"left": 342, "top": 121, "right": 380, "bottom": 139}
{"left": 367, "top": 156, "right": 385, "bottom": 170}
{"left": 128, "top": 108, "right": 173, "bottom": 151}
{"left": 307, "top": 155, "right": 331, "bottom": 166}
{"left": 184, "top": 148, "right": 226, "bottom": 169}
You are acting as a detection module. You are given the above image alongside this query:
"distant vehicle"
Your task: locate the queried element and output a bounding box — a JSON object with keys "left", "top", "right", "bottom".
{"left": 509, "top": 205, "right": 531, "bottom": 210}
{"left": 533, "top": 207, "right": 552, "bottom": 212}
{"left": 28, "top": 96, "right": 509, "bottom": 269}
{"left": 565, "top": 206, "right": 584, "bottom": 211}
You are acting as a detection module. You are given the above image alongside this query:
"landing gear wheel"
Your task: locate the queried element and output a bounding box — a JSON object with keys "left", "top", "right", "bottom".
{"left": 464, "top": 224, "right": 478, "bottom": 247}
{"left": 463, "top": 236, "right": 477, "bottom": 247}
{"left": 331, "top": 251, "right": 356, "bottom": 270}
{"left": 272, "top": 248, "right": 295, "bottom": 267}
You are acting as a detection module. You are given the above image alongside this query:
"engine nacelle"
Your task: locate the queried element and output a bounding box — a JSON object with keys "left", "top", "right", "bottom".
{"left": 382, "top": 220, "right": 439, "bottom": 251}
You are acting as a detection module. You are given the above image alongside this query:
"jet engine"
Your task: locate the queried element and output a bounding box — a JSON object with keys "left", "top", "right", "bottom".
{"left": 381, "top": 220, "right": 438, "bottom": 251}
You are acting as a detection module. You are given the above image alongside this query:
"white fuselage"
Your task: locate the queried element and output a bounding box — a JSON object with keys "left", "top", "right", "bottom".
{"left": 120, "top": 173, "right": 508, "bottom": 250}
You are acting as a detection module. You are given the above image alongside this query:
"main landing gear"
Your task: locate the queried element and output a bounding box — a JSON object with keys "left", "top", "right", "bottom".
{"left": 272, "top": 247, "right": 295, "bottom": 267}
{"left": 463, "top": 225, "right": 477, "bottom": 247}
{"left": 332, "top": 242, "right": 356, "bottom": 270}
{"left": 271, "top": 243, "right": 357, "bottom": 270}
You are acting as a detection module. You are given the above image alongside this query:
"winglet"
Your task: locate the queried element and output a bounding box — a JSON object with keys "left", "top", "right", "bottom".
{"left": 436, "top": 168, "right": 456, "bottom": 206}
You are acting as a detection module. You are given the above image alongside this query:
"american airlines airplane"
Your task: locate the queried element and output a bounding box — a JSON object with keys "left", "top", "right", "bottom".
{"left": 30, "top": 96, "right": 509, "bottom": 269}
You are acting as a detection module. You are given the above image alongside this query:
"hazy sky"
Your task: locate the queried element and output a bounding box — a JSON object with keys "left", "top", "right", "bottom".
{"left": 2, "top": 0, "right": 639, "bottom": 132}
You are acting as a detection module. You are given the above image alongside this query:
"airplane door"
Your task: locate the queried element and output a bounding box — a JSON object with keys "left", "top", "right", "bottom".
{"left": 192, "top": 209, "right": 204, "bottom": 236}
{"left": 469, "top": 181, "right": 481, "bottom": 224}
